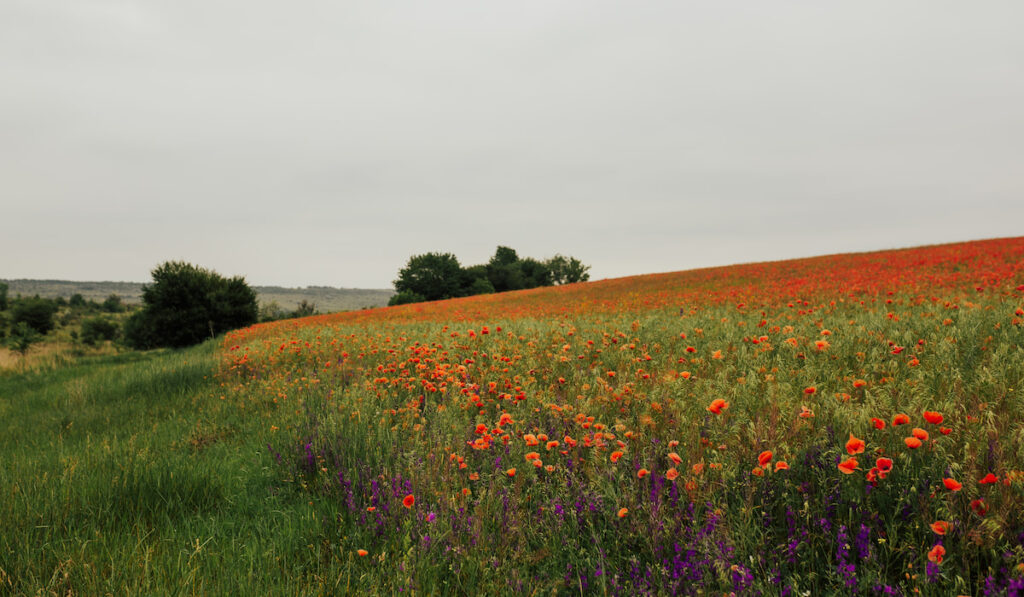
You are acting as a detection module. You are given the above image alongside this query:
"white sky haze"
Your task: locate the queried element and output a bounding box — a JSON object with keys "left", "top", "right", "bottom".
{"left": 2, "top": 1, "right": 1023, "bottom": 287}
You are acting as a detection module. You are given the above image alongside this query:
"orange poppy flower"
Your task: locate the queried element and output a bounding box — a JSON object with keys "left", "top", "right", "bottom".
{"left": 636, "top": 468, "right": 649, "bottom": 479}
{"left": 845, "top": 434, "right": 865, "bottom": 455}
{"left": 357, "top": 549, "right": 368, "bottom": 557}
{"left": 610, "top": 451, "right": 624, "bottom": 463}
{"left": 904, "top": 437, "right": 922, "bottom": 449}
{"left": 366, "top": 506, "right": 376, "bottom": 512}
{"left": 617, "top": 507, "right": 628, "bottom": 518}
{"left": 853, "top": 379, "right": 867, "bottom": 388}
{"left": 943, "top": 478, "right": 962, "bottom": 491}
{"left": 707, "top": 399, "right": 729, "bottom": 414}
{"left": 837, "top": 458, "right": 858, "bottom": 474}
{"left": 668, "top": 452, "right": 683, "bottom": 465}
{"left": 911, "top": 428, "right": 929, "bottom": 441}
{"left": 468, "top": 472, "right": 479, "bottom": 481}
{"left": 506, "top": 468, "right": 517, "bottom": 477}
{"left": 402, "top": 494, "right": 415, "bottom": 508}
{"left": 927, "top": 544, "right": 946, "bottom": 564}
{"left": 758, "top": 450, "right": 773, "bottom": 467}
{"left": 546, "top": 440, "right": 559, "bottom": 451}
{"left": 525, "top": 452, "right": 540, "bottom": 462}
{"left": 893, "top": 413, "right": 910, "bottom": 426}
{"left": 922, "top": 411, "right": 944, "bottom": 425}
{"left": 875, "top": 457, "right": 893, "bottom": 475}
{"left": 930, "top": 521, "right": 951, "bottom": 535}
{"left": 751, "top": 467, "right": 764, "bottom": 477}
{"left": 799, "top": 406, "right": 814, "bottom": 419}
{"left": 665, "top": 467, "right": 679, "bottom": 481}
{"left": 774, "top": 461, "right": 789, "bottom": 472}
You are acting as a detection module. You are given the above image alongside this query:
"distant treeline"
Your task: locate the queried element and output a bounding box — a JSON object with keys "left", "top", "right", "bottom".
{"left": 389, "top": 246, "right": 589, "bottom": 306}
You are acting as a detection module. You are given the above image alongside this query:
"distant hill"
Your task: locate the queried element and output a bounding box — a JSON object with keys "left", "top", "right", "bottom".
{"left": 1, "top": 279, "right": 394, "bottom": 313}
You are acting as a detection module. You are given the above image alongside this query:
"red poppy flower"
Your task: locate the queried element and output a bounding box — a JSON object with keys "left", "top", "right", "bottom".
{"left": 617, "top": 507, "right": 628, "bottom": 518}
{"left": 804, "top": 386, "right": 816, "bottom": 395}
{"left": 871, "top": 418, "right": 886, "bottom": 430}
{"left": 904, "top": 437, "right": 922, "bottom": 449}
{"left": 837, "top": 458, "right": 858, "bottom": 474}
{"left": 927, "top": 544, "right": 945, "bottom": 564}
{"left": 922, "top": 411, "right": 944, "bottom": 425}
{"left": 402, "top": 494, "right": 415, "bottom": 508}
{"left": 774, "top": 461, "right": 789, "bottom": 472}
{"left": 978, "top": 473, "right": 999, "bottom": 484}
{"left": 758, "top": 450, "right": 773, "bottom": 467}
{"left": 637, "top": 468, "right": 649, "bottom": 479}
{"left": 707, "top": 399, "right": 729, "bottom": 414}
{"left": 665, "top": 468, "right": 679, "bottom": 481}
{"left": 943, "top": 478, "right": 962, "bottom": 491}
{"left": 357, "top": 549, "right": 369, "bottom": 557}
{"left": 845, "top": 434, "right": 865, "bottom": 455}
{"left": 893, "top": 413, "right": 910, "bottom": 426}
{"left": 875, "top": 457, "right": 893, "bottom": 474}
{"left": 912, "top": 428, "right": 929, "bottom": 441}
{"left": 970, "top": 498, "right": 989, "bottom": 516}
{"left": 930, "top": 521, "right": 951, "bottom": 535}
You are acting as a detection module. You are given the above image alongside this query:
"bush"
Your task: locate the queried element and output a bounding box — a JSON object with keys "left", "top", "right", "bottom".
{"left": 0, "top": 282, "right": 7, "bottom": 311}
{"left": 388, "top": 290, "right": 426, "bottom": 306}
{"left": 80, "top": 316, "right": 120, "bottom": 346}
{"left": 11, "top": 296, "right": 59, "bottom": 335}
{"left": 125, "top": 261, "right": 258, "bottom": 349}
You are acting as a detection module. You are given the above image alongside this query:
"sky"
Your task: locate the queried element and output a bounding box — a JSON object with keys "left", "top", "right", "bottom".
{"left": 2, "top": 1, "right": 1023, "bottom": 289}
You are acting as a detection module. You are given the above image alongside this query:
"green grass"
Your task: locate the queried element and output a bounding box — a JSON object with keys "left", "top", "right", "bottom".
{"left": 0, "top": 343, "right": 371, "bottom": 596}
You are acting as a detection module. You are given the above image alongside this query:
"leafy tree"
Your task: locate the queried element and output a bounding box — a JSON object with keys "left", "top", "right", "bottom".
{"left": 459, "top": 265, "right": 494, "bottom": 296}
{"left": 393, "top": 253, "right": 465, "bottom": 302}
{"left": 519, "top": 257, "right": 553, "bottom": 289}
{"left": 0, "top": 282, "right": 7, "bottom": 310}
{"left": 125, "top": 261, "right": 258, "bottom": 349}
{"left": 80, "top": 316, "right": 120, "bottom": 345}
{"left": 547, "top": 254, "right": 591, "bottom": 285}
{"left": 69, "top": 294, "right": 87, "bottom": 308}
{"left": 102, "top": 294, "right": 125, "bottom": 313}
{"left": 7, "top": 321, "right": 40, "bottom": 356}
{"left": 486, "top": 247, "right": 525, "bottom": 292}
{"left": 11, "top": 296, "right": 59, "bottom": 335}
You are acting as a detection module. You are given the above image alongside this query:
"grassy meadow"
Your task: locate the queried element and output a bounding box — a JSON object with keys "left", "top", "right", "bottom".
{"left": 3, "top": 237, "right": 1024, "bottom": 595}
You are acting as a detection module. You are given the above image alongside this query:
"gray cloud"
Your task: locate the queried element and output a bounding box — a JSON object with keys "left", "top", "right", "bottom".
{"left": 2, "top": 1, "right": 1022, "bottom": 288}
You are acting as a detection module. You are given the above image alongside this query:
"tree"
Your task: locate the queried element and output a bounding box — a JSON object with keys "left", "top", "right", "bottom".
{"left": 393, "top": 252, "right": 465, "bottom": 302}
{"left": 80, "top": 316, "right": 120, "bottom": 345}
{"left": 486, "top": 246, "right": 524, "bottom": 292}
{"left": 11, "top": 296, "right": 59, "bottom": 335}
{"left": 547, "top": 255, "right": 591, "bottom": 285}
{"left": 125, "top": 261, "right": 258, "bottom": 349}
{"left": 0, "top": 282, "right": 7, "bottom": 310}
{"left": 519, "top": 257, "right": 553, "bottom": 289}
{"left": 7, "top": 321, "right": 40, "bottom": 356}
{"left": 102, "top": 294, "right": 125, "bottom": 313}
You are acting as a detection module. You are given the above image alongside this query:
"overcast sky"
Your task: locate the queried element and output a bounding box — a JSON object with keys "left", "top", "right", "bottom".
{"left": 2, "top": 1, "right": 1022, "bottom": 288}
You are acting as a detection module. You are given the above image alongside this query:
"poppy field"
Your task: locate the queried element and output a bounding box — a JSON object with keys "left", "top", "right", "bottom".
{"left": 218, "top": 237, "right": 1024, "bottom": 595}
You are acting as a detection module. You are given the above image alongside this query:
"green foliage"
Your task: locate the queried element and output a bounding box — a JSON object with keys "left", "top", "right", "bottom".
{"left": 6, "top": 321, "right": 41, "bottom": 355}
{"left": 69, "top": 293, "right": 87, "bottom": 308}
{"left": 11, "top": 296, "right": 59, "bottom": 335}
{"left": 80, "top": 316, "right": 120, "bottom": 346}
{"left": 125, "top": 261, "right": 258, "bottom": 349}
{"left": 392, "top": 252, "right": 465, "bottom": 302}
{"left": 101, "top": 294, "right": 125, "bottom": 313}
{"left": 391, "top": 247, "right": 590, "bottom": 305}
{"left": 388, "top": 290, "right": 427, "bottom": 306}
{"left": 0, "top": 281, "right": 7, "bottom": 310}
{"left": 546, "top": 254, "right": 591, "bottom": 284}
